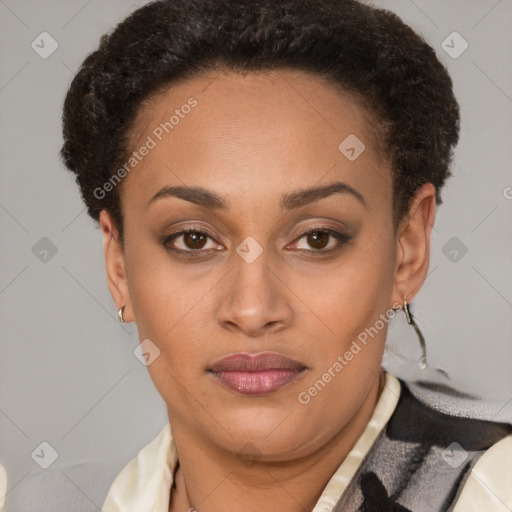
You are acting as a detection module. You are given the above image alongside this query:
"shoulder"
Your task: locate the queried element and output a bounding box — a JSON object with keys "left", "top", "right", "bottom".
{"left": 391, "top": 378, "right": 512, "bottom": 450}
{"left": 453, "top": 433, "right": 512, "bottom": 511}
{"left": 394, "top": 378, "right": 512, "bottom": 509}
{"left": 102, "top": 423, "right": 174, "bottom": 512}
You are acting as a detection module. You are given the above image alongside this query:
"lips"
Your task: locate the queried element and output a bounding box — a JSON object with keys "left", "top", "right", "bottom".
{"left": 208, "top": 351, "right": 307, "bottom": 396}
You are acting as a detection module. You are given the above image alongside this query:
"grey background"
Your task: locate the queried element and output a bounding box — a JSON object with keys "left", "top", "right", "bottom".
{"left": 0, "top": 0, "right": 511, "bottom": 510}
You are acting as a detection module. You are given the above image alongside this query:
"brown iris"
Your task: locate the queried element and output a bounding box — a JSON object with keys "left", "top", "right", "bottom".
{"left": 183, "top": 232, "right": 208, "bottom": 250}
{"left": 306, "top": 231, "right": 330, "bottom": 250}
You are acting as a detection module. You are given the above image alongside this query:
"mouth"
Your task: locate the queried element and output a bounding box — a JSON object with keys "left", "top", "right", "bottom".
{"left": 207, "top": 351, "right": 308, "bottom": 396}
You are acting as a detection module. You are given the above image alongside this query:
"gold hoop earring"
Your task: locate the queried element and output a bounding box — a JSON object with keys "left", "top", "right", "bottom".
{"left": 403, "top": 297, "right": 427, "bottom": 370}
{"left": 118, "top": 305, "right": 126, "bottom": 323}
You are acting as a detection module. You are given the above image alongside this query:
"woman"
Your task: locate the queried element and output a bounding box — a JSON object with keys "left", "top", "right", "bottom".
{"left": 59, "top": 0, "right": 512, "bottom": 510}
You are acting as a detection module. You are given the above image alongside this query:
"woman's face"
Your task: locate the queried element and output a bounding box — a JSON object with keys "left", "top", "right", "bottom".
{"left": 102, "top": 68, "right": 416, "bottom": 461}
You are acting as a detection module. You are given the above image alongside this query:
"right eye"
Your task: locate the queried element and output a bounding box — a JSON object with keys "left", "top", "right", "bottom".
{"left": 162, "top": 228, "right": 224, "bottom": 256}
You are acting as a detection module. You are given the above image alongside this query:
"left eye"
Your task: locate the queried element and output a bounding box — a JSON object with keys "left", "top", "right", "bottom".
{"left": 290, "top": 228, "right": 351, "bottom": 253}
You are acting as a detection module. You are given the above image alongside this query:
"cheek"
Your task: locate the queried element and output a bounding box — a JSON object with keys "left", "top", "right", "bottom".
{"left": 124, "top": 242, "right": 221, "bottom": 392}
{"left": 123, "top": 243, "right": 187, "bottom": 362}
{"left": 293, "top": 235, "right": 396, "bottom": 435}
{"left": 129, "top": 268, "right": 209, "bottom": 359}
{"left": 125, "top": 231, "right": 198, "bottom": 335}
{"left": 295, "top": 229, "right": 396, "bottom": 343}
{"left": 128, "top": 271, "right": 208, "bottom": 407}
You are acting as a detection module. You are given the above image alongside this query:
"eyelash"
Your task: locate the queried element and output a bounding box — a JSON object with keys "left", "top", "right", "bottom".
{"left": 162, "top": 225, "right": 352, "bottom": 258}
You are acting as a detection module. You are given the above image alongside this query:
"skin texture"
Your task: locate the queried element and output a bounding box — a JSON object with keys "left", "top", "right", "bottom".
{"left": 99, "top": 69, "right": 436, "bottom": 512}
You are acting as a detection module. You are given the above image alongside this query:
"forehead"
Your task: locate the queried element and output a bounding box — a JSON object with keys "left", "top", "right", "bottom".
{"left": 122, "top": 68, "right": 391, "bottom": 215}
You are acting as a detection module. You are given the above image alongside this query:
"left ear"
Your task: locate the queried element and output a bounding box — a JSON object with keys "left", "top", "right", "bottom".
{"left": 392, "top": 183, "right": 436, "bottom": 305}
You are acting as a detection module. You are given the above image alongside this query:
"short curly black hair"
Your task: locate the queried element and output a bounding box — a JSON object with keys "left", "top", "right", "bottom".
{"left": 60, "top": 0, "right": 460, "bottom": 247}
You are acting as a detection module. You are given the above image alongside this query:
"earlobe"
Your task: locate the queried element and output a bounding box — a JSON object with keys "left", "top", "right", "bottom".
{"left": 99, "top": 210, "right": 132, "bottom": 323}
{"left": 392, "top": 183, "right": 436, "bottom": 305}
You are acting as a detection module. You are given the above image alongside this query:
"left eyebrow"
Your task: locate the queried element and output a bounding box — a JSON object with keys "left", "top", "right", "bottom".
{"left": 146, "top": 180, "right": 366, "bottom": 211}
{"left": 280, "top": 181, "right": 366, "bottom": 210}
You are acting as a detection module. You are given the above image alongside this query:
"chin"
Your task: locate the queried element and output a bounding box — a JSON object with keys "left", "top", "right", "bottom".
{"left": 210, "top": 403, "right": 313, "bottom": 454}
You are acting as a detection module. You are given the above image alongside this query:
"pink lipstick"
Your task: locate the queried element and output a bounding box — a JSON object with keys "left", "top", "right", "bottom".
{"left": 208, "top": 351, "right": 307, "bottom": 395}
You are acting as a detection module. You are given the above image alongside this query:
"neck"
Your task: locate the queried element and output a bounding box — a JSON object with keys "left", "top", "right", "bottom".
{"left": 169, "top": 371, "right": 384, "bottom": 512}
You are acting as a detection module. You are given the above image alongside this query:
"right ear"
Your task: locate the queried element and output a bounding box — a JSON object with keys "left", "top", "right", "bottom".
{"left": 99, "top": 210, "right": 133, "bottom": 323}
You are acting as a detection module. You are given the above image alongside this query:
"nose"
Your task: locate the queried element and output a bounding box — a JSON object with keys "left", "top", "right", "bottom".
{"left": 215, "top": 252, "right": 293, "bottom": 339}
